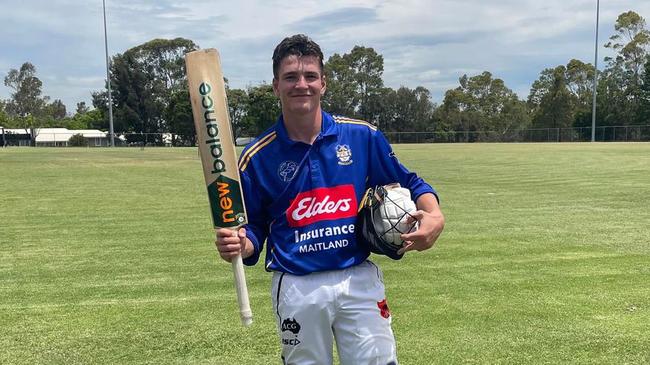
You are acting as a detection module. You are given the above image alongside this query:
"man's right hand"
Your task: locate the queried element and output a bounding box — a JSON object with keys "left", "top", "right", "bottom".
{"left": 215, "top": 227, "right": 251, "bottom": 262}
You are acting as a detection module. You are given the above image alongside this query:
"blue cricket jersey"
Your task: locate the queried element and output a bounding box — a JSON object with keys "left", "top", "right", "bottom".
{"left": 238, "top": 111, "right": 437, "bottom": 275}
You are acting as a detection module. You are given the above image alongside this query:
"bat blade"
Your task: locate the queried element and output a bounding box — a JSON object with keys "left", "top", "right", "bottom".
{"left": 186, "top": 49, "right": 247, "bottom": 229}
{"left": 185, "top": 48, "right": 252, "bottom": 327}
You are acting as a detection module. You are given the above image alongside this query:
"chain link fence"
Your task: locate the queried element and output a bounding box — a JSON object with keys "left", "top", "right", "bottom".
{"left": 383, "top": 125, "right": 650, "bottom": 144}
{"left": 3, "top": 125, "right": 650, "bottom": 147}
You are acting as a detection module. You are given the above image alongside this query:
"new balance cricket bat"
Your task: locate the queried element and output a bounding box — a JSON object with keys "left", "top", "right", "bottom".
{"left": 185, "top": 49, "right": 252, "bottom": 327}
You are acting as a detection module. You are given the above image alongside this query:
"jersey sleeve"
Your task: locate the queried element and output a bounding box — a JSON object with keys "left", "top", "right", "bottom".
{"left": 367, "top": 129, "right": 439, "bottom": 203}
{"left": 240, "top": 169, "right": 269, "bottom": 266}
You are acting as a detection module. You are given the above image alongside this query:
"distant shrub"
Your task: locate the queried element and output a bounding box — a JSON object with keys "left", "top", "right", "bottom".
{"left": 69, "top": 134, "right": 88, "bottom": 147}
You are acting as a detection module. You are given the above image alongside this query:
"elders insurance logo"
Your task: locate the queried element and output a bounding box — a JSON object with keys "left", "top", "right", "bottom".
{"left": 287, "top": 184, "right": 357, "bottom": 227}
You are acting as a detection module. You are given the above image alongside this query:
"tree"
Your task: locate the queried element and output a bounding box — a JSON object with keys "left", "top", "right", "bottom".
{"left": 528, "top": 61, "right": 594, "bottom": 132}
{"left": 323, "top": 53, "right": 357, "bottom": 117}
{"left": 76, "top": 102, "right": 89, "bottom": 115}
{"left": 0, "top": 101, "right": 14, "bottom": 128}
{"left": 3, "top": 62, "right": 49, "bottom": 145}
{"left": 640, "top": 56, "right": 650, "bottom": 124}
{"left": 531, "top": 66, "right": 576, "bottom": 132}
{"left": 605, "top": 11, "right": 650, "bottom": 83}
{"left": 128, "top": 38, "right": 197, "bottom": 92}
{"left": 437, "top": 72, "right": 530, "bottom": 141}
{"left": 435, "top": 87, "right": 471, "bottom": 139}
{"left": 565, "top": 59, "right": 596, "bottom": 105}
{"left": 44, "top": 99, "right": 67, "bottom": 120}
{"left": 323, "top": 46, "right": 385, "bottom": 122}
{"left": 165, "top": 89, "right": 195, "bottom": 145}
{"left": 377, "top": 86, "right": 436, "bottom": 133}
{"left": 244, "top": 84, "right": 280, "bottom": 135}
{"left": 227, "top": 87, "right": 252, "bottom": 139}
{"left": 69, "top": 133, "right": 88, "bottom": 147}
{"left": 67, "top": 109, "right": 104, "bottom": 130}
{"left": 99, "top": 38, "right": 198, "bottom": 144}
{"left": 111, "top": 51, "right": 156, "bottom": 140}
{"left": 602, "top": 11, "right": 650, "bottom": 125}
{"left": 596, "top": 67, "right": 629, "bottom": 127}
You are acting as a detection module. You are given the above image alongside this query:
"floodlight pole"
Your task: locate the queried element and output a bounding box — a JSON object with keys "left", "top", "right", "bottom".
{"left": 103, "top": 0, "right": 115, "bottom": 147}
{"left": 591, "top": 0, "right": 600, "bottom": 142}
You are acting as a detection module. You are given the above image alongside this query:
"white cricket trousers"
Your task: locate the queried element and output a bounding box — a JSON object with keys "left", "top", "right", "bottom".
{"left": 271, "top": 260, "right": 398, "bottom": 365}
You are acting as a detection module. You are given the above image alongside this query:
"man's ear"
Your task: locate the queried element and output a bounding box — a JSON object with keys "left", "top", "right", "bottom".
{"left": 320, "top": 75, "right": 326, "bottom": 95}
{"left": 272, "top": 78, "right": 279, "bottom": 96}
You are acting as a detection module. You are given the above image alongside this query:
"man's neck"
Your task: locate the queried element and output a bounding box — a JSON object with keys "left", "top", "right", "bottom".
{"left": 283, "top": 108, "right": 322, "bottom": 145}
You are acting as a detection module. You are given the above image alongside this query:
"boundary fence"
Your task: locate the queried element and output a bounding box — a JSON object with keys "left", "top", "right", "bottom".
{"left": 2, "top": 125, "right": 649, "bottom": 147}
{"left": 383, "top": 125, "right": 650, "bottom": 144}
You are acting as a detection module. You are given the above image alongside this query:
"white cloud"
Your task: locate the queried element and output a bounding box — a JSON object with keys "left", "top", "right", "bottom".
{"left": 0, "top": 0, "right": 649, "bottom": 109}
{"left": 65, "top": 76, "right": 106, "bottom": 86}
{"left": 418, "top": 69, "right": 442, "bottom": 81}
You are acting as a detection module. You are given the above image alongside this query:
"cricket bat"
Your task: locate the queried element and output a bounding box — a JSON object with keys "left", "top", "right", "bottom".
{"left": 185, "top": 49, "right": 252, "bottom": 327}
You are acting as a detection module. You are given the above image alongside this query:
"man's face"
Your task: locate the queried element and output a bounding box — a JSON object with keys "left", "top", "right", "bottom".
{"left": 273, "top": 55, "right": 326, "bottom": 117}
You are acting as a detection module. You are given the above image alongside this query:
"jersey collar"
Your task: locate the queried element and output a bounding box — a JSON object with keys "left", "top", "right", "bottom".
{"left": 275, "top": 110, "right": 338, "bottom": 146}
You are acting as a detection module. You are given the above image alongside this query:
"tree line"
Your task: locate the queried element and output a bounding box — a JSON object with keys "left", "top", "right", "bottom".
{"left": 2, "top": 11, "right": 649, "bottom": 145}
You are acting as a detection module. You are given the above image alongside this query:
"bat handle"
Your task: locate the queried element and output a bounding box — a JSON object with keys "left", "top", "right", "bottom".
{"left": 231, "top": 254, "right": 253, "bottom": 326}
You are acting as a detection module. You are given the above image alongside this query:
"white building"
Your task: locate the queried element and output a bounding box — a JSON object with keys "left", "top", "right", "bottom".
{"left": 3, "top": 128, "right": 124, "bottom": 146}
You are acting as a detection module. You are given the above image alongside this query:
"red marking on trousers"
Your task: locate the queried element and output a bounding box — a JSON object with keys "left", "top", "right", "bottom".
{"left": 377, "top": 299, "right": 390, "bottom": 319}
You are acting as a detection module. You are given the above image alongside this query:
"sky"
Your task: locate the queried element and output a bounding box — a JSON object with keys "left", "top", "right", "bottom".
{"left": 1, "top": 0, "right": 649, "bottom": 113}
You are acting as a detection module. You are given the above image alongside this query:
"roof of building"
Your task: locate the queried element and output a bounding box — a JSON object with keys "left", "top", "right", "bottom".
{"left": 3, "top": 128, "right": 108, "bottom": 142}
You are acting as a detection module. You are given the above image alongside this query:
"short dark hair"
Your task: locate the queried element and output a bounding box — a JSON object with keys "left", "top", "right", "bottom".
{"left": 272, "top": 34, "right": 324, "bottom": 79}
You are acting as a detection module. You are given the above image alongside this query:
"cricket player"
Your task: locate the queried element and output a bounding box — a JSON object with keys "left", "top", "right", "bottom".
{"left": 215, "top": 34, "right": 445, "bottom": 365}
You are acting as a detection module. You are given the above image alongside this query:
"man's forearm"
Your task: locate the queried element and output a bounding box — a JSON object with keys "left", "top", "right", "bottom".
{"left": 416, "top": 192, "right": 441, "bottom": 214}
{"left": 242, "top": 237, "right": 256, "bottom": 259}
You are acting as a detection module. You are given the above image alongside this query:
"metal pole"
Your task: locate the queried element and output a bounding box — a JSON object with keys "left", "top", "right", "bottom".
{"left": 103, "top": 0, "right": 115, "bottom": 147}
{"left": 591, "top": 0, "right": 600, "bottom": 142}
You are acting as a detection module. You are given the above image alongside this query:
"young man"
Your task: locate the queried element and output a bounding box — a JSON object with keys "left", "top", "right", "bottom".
{"left": 216, "top": 34, "right": 444, "bottom": 365}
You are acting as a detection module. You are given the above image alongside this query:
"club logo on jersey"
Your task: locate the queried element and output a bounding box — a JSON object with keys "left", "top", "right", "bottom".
{"left": 336, "top": 144, "right": 353, "bottom": 165}
{"left": 278, "top": 160, "right": 298, "bottom": 182}
{"left": 377, "top": 299, "right": 391, "bottom": 319}
{"left": 287, "top": 185, "right": 357, "bottom": 227}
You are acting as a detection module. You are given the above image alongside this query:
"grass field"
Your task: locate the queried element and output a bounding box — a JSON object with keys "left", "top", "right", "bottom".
{"left": 1, "top": 144, "right": 649, "bottom": 364}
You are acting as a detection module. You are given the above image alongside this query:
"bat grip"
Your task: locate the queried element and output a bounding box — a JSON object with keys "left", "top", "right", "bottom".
{"left": 231, "top": 254, "right": 253, "bottom": 326}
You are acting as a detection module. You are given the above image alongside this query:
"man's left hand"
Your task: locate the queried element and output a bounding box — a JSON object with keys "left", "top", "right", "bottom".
{"left": 398, "top": 194, "right": 445, "bottom": 255}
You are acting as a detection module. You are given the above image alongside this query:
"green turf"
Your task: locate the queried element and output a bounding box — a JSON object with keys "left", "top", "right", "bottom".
{"left": 1, "top": 144, "right": 649, "bottom": 364}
